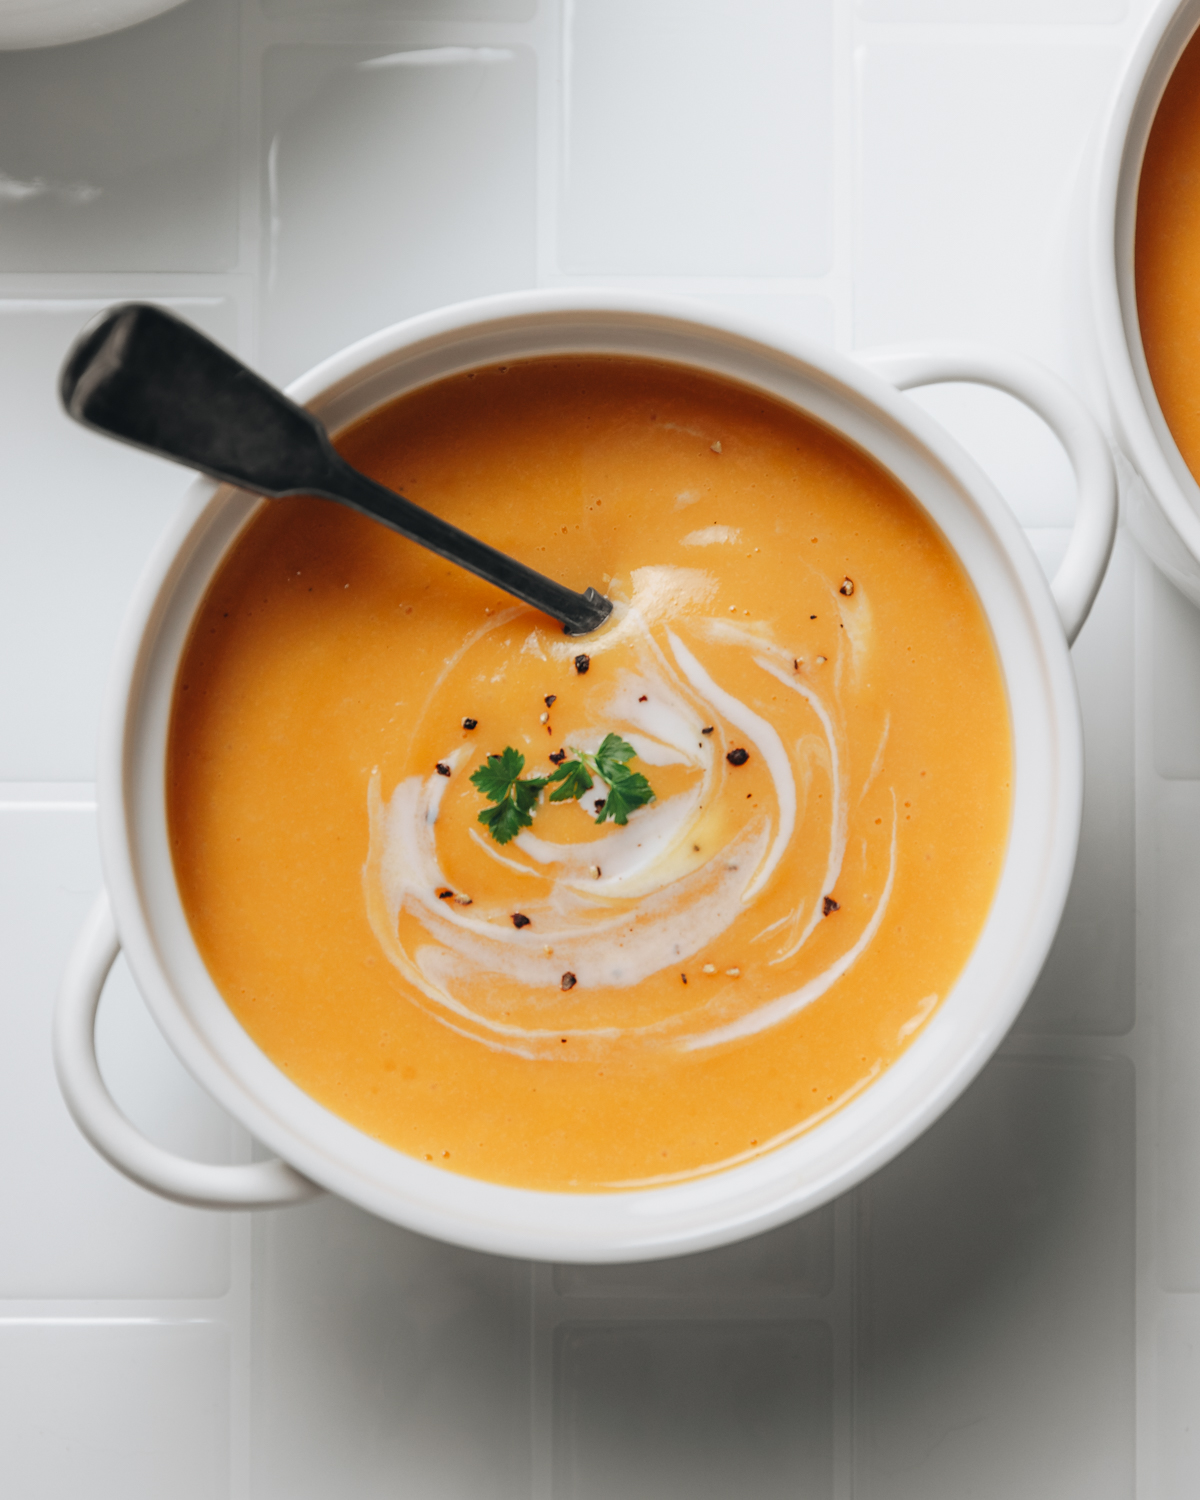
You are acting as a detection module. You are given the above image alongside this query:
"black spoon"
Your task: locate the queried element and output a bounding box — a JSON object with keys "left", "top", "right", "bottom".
{"left": 59, "top": 303, "right": 614, "bottom": 636}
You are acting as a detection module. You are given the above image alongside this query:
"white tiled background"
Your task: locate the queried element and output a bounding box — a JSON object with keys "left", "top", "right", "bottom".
{"left": 1, "top": 0, "right": 1196, "bottom": 1494}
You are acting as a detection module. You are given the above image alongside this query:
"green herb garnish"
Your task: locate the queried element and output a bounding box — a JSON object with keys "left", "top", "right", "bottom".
{"left": 553, "top": 734, "right": 655, "bottom": 826}
{"left": 469, "top": 747, "right": 549, "bottom": 845}
{"left": 470, "top": 734, "right": 655, "bottom": 844}
{"left": 547, "top": 757, "right": 594, "bottom": 804}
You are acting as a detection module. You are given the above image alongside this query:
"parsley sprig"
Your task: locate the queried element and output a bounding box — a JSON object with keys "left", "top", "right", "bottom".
{"left": 469, "top": 747, "right": 549, "bottom": 845}
{"left": 550, "top": 734, "right": 655, "bottom": 826}
{"left": 469, "top": 734, "right": 655, "bottom": 845}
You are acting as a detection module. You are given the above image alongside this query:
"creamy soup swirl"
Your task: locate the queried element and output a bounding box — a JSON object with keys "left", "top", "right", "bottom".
{"left": 365, "top": 560, "right": 900, "bottom": 1061}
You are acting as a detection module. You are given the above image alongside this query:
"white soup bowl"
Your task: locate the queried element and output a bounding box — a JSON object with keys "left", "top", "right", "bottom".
{"left": 54, "top": 291, "right": 1115, "bottom": 1262}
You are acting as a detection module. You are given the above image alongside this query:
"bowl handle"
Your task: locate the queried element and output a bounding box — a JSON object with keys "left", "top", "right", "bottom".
{"left": 53, "top": 891, "right": 321, "bottom": 1210}
{"left": 855, "top": 344, "right": 1117, "bottom": 646}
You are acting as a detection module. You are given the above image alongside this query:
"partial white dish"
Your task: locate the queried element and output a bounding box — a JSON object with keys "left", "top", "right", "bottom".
{"left": 0, "top": 0, "right": 184, "bottom": 51}
{"left": 1090, "top": 0, "right": 1200, "bottom": 604}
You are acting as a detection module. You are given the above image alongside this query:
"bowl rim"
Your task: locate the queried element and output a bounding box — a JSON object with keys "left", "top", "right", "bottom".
{"left": 96, "top": 288, "right": 1082, "bottom": 1262}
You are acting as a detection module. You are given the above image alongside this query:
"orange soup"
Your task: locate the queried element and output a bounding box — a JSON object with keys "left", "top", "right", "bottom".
{"left": 1137, "top": 27, "right": 1200, "bottom": 475}
{"left": 167, "top": 357, "right": 1011, "bottom": 1191}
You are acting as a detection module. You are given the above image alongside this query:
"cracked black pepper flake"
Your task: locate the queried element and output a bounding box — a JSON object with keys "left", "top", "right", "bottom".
{"left": 594, "top": 798, "right": 606, "bottom": 811}
{"left": 512, "top": 913, "right": 531, "bottom": 929}
{"left": 461, "top": 717, "right": 478, "bottom": 730}
{"left": 549, "top": 748, "right": 567, "bottom": 765}
{"left": 561, "top": 972, "right": 577, "bottom": 991}
{"left": 437, "top": 888, "right": 454, "bottom": 900}
{"left": 544, "top": 694, "right": 557, "bottom": 708}
{"left": 839, "top": 577, "right": 854, "bottom": 596}
{"left": 810, "top": 614, "right": 817, "bottom": 620}
{"left": 574, "top": 653, "right": 590, "bottom": 674}
{"left": 436, "top": 762, "right": 451, "bottom": 776}
{"left": 726, "top": 747, "right": 750, "bottom": 767}
{"left": 823, "top": 896, "right": 840, "bottom": 917}
{"left": 681, "top": 973, "right": 688, "bottom": 984}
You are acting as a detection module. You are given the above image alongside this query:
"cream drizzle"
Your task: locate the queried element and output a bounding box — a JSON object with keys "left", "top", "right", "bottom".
{"left": 683, "top": 796, "right": 898, "bottom": 1049}
{"left": 752, "top": 651, "right": 847, "bottom": 963}
{"left": 362, "top": 567, "right": 897, "bottom": 1061}
{"left": 666, "top": 630, "right": 796, "bottom": 903}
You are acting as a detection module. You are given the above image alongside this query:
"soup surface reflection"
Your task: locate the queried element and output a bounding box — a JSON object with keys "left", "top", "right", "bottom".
{"left": 168, "top": 357, "right": 1011, "bottom": 1190}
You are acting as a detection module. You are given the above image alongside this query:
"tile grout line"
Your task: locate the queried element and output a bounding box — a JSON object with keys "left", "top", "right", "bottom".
{"left": 0, "top": 783, "right": 97, "bottom": 809}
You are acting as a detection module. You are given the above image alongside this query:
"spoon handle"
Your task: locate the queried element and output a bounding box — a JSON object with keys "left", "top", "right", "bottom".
{"left": 59, "top": 303, "right": 613, "bottom": 636}
{"left": 316, "top": 461, "right": 614, "bottom": 633}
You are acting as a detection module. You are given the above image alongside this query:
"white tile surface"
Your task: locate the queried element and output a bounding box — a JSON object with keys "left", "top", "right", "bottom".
{"left": 1154, "top": 565, "right": 1200, "bottom": 779}
{"left": 898, "top": 382, "right": 1080, "bottom": 529}
{"left": 553, "top": 1320, "right": 832, "bottom": 1500}
{"left": 855, "top": 41, "right": 1120, "bottom": 371}
{"left": 0, "top": 0, "right": 238, "bottom": 272}
{"left": 251, "top": 1198, "right": 530, "bottom": 1499}
{"left": 860, "top": 0, "right": 1126, "bottom": 19}
{"left": 1149, "top": 778, "right": 1200, "bottom": 1293}
{"left": 0, "top": 299, "right": 236, "bottom": 782}
{"left": 858, "top": 1055, "right": 1135, "bottom": 1500}
{"left": 694, "top": 292, "right": 836, "bottom": 350}
{"left": 260, "top": 43, "right": 537, "bottom": 382}
{"left": 0, "top": 1321, "right": 229, "bottom": 1500}
{"left": 1149, "top": 561, "right": 1200, "bottom": 1296}
{"left": 558, "top": 0, "right": 833, "bottom": 277}
{"left": 0, "top": 805, "right": 233, "bottom": 1298}
{"left": 1019, "top": 532, "right": 1135, "bottom": 1035}
{"left": 1156, "top": 1304, "right": 1200, "bottom": 1500}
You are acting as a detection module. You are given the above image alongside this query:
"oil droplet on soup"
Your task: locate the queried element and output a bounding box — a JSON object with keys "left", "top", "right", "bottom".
{"left": 167, "top": 357, "right": 1011, "bottom": 1191}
